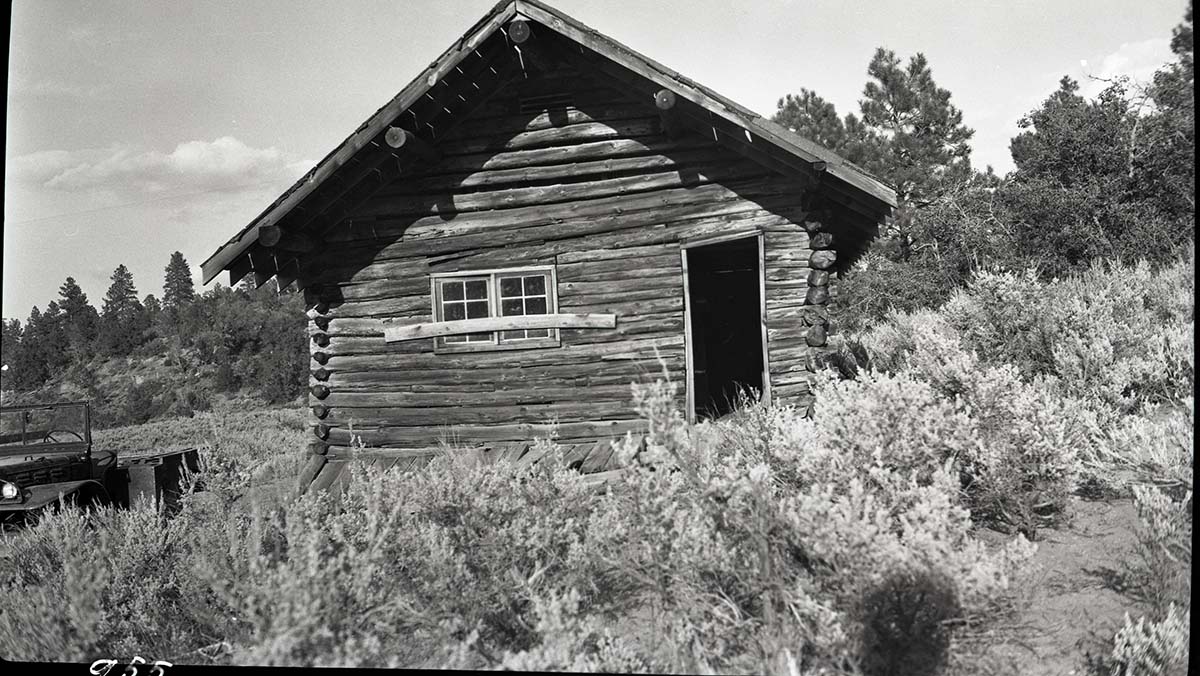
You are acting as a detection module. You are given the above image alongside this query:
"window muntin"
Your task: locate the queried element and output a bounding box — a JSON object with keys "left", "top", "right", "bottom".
{"left": 438, "top": 277, "right": 492, "bottom": 344}
{"left": 498, "top": 273, "right": 551, "bottom": 341}
{"left": 431, "top": 267, "right": 558, "bottom": 351}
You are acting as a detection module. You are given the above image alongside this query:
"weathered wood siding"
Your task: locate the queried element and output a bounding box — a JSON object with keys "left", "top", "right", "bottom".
{"left": 302, "top": 63, "right": 827, "bottom": 465}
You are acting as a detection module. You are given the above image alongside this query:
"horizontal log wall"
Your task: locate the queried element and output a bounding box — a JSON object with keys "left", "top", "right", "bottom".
{"left": 301, "top": 62, "right": 819, "bottom": 476}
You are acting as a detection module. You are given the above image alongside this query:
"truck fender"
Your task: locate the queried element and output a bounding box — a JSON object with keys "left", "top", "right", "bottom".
{"left": 0, "top": 479, "right": 111, "bottom": 513}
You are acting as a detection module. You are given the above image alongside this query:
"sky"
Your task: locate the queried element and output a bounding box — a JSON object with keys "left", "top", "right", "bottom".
{"left": 3, "top": 0, "right": 1188, "bottom": 322}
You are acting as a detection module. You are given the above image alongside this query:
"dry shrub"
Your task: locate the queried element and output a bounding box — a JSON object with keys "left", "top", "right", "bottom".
{"left": 939, "top": 257, "right": 1194, "bottom": 413}
{"left": 0, "top": 501, "right": 239, "bottom": 663}
{"left": 1128, "top": 485, "right": 1192, "bottom": 616}
{"left": 1107, "top": 604, "right": 1190, "bottom": 676}
{"left": 0, "top": 404, "right": 304, "bottom": 664}
{"left": 858, "top": 567, "right": 962, "bottom": 676}
{"left": 192, "top": 450, "right": 637, "bottom": 668}
{"left": 845, "top": 255, "right": 1195, "bottom": 508}
{"left": 1088, "top": 400, "right": 1194, "bottom": 497}
{"left": 1, "top": 374, "right": 1036, "bottom": 673}
{"left": 1089, "top": 484, "right": 1192, "bottom": 676}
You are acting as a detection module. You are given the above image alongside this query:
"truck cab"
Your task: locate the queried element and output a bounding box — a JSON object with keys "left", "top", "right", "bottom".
{"left": 0, "top": 401, "right": 198, "bottom": 524}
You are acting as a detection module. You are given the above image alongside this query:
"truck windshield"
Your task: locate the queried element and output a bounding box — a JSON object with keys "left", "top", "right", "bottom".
{"left": 0, "top": 404, "right": 90, "bottom": 455}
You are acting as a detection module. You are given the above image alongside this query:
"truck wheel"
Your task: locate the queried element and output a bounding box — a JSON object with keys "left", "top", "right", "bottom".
{"left": 74, "top": 485, "right": 112, "bottom": 511}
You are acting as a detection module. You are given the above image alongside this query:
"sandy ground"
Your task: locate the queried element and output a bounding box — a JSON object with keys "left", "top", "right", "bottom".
{"left": 980, "top": 497, "right": 1147, "bottom": 675}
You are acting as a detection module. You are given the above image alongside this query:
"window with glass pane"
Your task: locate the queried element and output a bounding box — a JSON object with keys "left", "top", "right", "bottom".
{"left": 431, "top": 268, "right": 558, "bottom": 352}
{"left": 439, "top": 277, "right": 492, "bottom": 344}
{"left": 498, "top": 273, "right": 552, "bottom": 341}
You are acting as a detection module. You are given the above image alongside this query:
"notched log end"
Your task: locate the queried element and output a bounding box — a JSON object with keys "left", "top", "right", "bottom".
{"left": 809, "top": 250, "right": 837, "bottom": 270}
{"left": 805, "top": 286, "right": 830, "bottom": 306}
{"left": 810, "top": 232, "right": 835, "bottom": 249}
{"left": 805, "top": 324, "right": 828, "bottom": 347}
{"left": 508, "top": 19, "right": 532, "bottom": 44}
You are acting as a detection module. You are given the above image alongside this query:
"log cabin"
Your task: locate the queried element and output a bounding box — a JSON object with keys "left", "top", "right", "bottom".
{"left": 200, "top": 0, "right": 897, "bottom": 492}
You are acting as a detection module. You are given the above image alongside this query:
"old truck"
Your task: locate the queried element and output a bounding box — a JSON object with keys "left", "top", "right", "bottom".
{"left": 0, "top": 401, "right": 200, "bottom": 524}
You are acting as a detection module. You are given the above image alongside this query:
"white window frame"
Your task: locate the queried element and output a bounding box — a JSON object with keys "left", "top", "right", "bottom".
{"left": 430, "top": 265, "right": 560, "bottom": 353}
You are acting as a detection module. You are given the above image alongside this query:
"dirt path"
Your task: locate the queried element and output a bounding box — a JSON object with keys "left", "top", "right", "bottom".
{"left": 982, "top": 497, "right": 1147, "bottom": 675}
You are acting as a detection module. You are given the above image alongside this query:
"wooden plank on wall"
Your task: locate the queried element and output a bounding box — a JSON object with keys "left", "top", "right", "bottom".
{"left": 383, "top": 312, "right": 616, "bottom": 342}
{"left": 319, "top": 418, "right": 649, "bottom": 446}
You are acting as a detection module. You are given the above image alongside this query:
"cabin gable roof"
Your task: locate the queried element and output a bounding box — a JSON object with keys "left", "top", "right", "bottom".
{"left": 201, "top": 0, "right": 896, "bottom": 287}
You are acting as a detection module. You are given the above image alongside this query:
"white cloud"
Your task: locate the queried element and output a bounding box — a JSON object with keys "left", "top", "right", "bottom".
{"left": 9, "top": 137, "right": 313, "bottom": 196}
{"left": 1079, "top": 38, "right": 1174, "bottom": 97}
{"left": 6, "top": 149, "right": 79, "bottom": 184}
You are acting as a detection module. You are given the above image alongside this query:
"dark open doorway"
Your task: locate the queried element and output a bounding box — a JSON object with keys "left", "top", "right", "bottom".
{"left": 684, "top": 235, "right": 766, "bottom": 421}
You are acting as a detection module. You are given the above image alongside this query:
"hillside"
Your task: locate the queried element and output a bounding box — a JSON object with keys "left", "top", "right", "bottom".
{"left": 1, "top": 273, "right": 307, "bottom": 429}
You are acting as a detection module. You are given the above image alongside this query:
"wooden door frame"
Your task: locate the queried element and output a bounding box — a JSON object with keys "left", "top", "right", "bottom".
{"left": 680, "top": 230, "right": 771, "bottom": 424}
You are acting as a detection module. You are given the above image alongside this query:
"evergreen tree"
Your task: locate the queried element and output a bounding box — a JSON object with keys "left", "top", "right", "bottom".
{"left": 856, "top": 49, "right": 975, "bottom": 260}
{"left": 143, "top": 294, "right": 162, "bottom": 322}
{"left": 99, "top": 264, "right": 148, "bottom": 356}
{"left": 57, "top": 276, "right": 100, "bottom": 360}
{"left": 11, "top": 307, "right": 50, "bottom": 390}
{"left": 39, "top": 301, "right": 72, "bottom": 375}
{"left": 1006, "top": 51, "right": 1193, "bottom": 274}
{"left": 1, "top": 319, "right": 20, "bottom": 364}
{"left": 1171, "top": 0, "right": 1193, "bottom": 79}
{"left": 1009, "top": 77, "right": 1128, "bottom": 186}
{"left": 162, "top": 251, "right": 195, "bottom": 311}
{"left": 773, "top": 49, "right": 974, "bottom": 260}
{"left": 1145, "top": 1, "right": 1195, "bottom": 225}
{"left": 773, "top": 89, "right": 852, "bottom": 152}
{"left": 142, "top": 294, "right": 163, "bottom": 346}
{"left": 1, "top": 319, "right": 22, "bottom": 390}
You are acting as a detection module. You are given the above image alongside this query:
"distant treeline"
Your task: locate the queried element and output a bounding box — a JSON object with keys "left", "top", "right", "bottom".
{"left": 0, "top": 251, "right": 306, "bottom": 427}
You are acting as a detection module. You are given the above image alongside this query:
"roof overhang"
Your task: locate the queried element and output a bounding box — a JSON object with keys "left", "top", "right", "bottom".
{"left": 201, "top": 0, "right": 896, "bottom": 288}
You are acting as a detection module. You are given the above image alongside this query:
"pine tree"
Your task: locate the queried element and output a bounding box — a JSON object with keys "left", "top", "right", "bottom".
{"left": 857, "top": 49, "right": 975, "bottom": 260}
{"left": 162, "top": 251, "right": 195, "bottom": 311}
{"left": 143, "top": 294, "right": 162, "bottom": 319}
{"left": 142, "top": 294, "right": 162, "bottom": 345}
{"left": 1145, "top": 1, "right": 1195, "bottom": 230}
{"left": 773, "top": 89, "right": 852, "bottom": 152}
{"left": 1, "top": 319, "right": 22, "bottom": 389}
{"left": 57, "top": 276, "right": 100, "bottom": 360}
{"left": 11, "top": 307, "right": 50, "bottom": 390}
{"left": 39, "top": 301, "right": 72, "bottom": 375}
{"left": 99, "top": 264, "right": 147, "bottom": 356}
{"left": 773, "top": 49, "right": 974, "bottom": 260}
{"left": 1171, "top": 0, "right": 1193, "bottom": 79}
{"left": 1, "top": 319, "right": 20, "bottom": 363}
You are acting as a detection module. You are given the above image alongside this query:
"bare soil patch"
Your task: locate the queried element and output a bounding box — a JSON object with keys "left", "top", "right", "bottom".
{"left": 979, "top": 497, "right": 1146, "bottom": 675}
